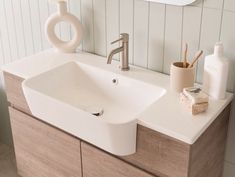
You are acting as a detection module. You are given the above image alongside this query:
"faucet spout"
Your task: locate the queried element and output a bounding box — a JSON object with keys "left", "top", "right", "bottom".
{"left": 107, "top": 33, "right": 129, "bottom": 71}
{"left": 107, "top": 47, "right": 123, "bottom": 64}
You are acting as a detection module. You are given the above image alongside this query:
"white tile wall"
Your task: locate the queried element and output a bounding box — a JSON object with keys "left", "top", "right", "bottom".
{"left": 0, "top": 0, "right": 235, "bottom": 176}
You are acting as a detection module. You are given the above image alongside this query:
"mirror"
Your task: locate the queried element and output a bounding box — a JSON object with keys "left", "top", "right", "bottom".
{"left": 145, "top": 0, "right": 197, "bottom": 6}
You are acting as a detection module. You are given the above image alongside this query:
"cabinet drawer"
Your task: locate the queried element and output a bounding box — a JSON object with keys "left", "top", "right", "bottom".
{"left": 122, "top": 125, "right": 190, "bottom": 177}
{"left": 9, "top": 107, "right": 82, "bottom": 177}
{"left": 4, "top": 72, "right": 31, "bottom": 114}
{"left": 82, "top": 142, "right": 155, "bottom": 177}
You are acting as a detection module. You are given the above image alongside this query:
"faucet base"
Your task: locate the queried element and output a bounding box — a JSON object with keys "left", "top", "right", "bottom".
{"left": 120, "top": 66, "right": 130, "bottom": 71}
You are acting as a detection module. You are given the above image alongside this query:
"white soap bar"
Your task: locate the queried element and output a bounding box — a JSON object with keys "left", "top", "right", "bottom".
{"left": 183, "top": 87, "right": 209, "bottom": 104}
{"left": 180, "top": 93, "right": 209, "bottom": 115}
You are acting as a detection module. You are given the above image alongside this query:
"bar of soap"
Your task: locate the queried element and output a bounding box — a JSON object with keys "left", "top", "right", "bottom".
{"left": 183, "top": 87, "right": 209, "bottom": 104}
{"left": 180, "top": 93, "right": 208, "bottom": 115}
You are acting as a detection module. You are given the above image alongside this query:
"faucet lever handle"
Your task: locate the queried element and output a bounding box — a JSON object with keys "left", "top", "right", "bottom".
{"left": 111, "top": 38, "right": 123, "bottom": 45}
{"left": 111, "top": 33, "right": 129, "bottom": 45}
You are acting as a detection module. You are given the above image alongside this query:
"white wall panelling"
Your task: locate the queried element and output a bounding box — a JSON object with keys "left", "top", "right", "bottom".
{"left": 4, "top": 0, "right": 19, "bottom": 61}
{"left": 0, "top": 0, "right": 235, "bottom": 176}
{"left": 182, "top": 6, "right": 202, "bottom": 64}
{"left": 197, "top": 8, "right": 222, "bottom": 82}
{"left": 93, "top": 0, "right": 107, "bottom": 56}
{"left": 120, "top": 0, "right": 134, "bottom": 64}
{"left": 133, "top": 0, "right": 149, "bottom": 67}
{"left": 12, "top": 0, "right": 26, "bottom": 58}
{"left": 30, "top": 0, "right": 43, "bottom": 53}
{"left": 21, "top": 0, "right": 35, "bottom": 56}
{"left": 81, "top": 0, "right": 94, "bottom": 53}
{"left": 48, "top": 1, "right": 61, "bottom": 40}
{"left": 163, "top": 5, "right": 183, "bottom": 74}
{"left": 224, "top": 0, "right": 235, "bottom": 11}
{"left": 38, "top": 0, "right": 50, "bottom": 50}
{"left": 106, "top": 0, "right": 120, "bottom": 60}
{"left": 0, "top": 0, "right": 11, "bottom": 64}
{"left": 69, "top": 0, "right": 82, "bottom": 50}
{"left": 147, "top": 3, "right": 165, "bottom": 72}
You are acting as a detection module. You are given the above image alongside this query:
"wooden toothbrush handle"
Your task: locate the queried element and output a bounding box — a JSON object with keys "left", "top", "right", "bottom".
{"left": 188, "top": 50, "right": 203, "bottom": 68}
{"left": 183, "top": 43, "right": 188, "bottom": 68}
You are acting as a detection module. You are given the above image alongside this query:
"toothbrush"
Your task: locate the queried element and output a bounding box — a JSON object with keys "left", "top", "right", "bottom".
{"left": 188, "top": 50, "right": 203, "bottom": 68}
{"left": 183, "top": 43, "right": 188, "bottom": 68}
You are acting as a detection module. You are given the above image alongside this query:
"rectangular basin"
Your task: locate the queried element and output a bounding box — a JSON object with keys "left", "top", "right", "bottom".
{"left": 22, "top": 61, "right": 165, "bottom": 155}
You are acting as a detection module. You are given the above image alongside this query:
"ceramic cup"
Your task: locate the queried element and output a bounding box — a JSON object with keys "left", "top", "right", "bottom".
{"left": 170, "top": 62, "right": 195, "bottom": 92}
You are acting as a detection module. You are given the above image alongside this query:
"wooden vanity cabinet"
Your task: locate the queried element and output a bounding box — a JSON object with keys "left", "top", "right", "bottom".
{"left": 3, "top": 71, "right": 231, "bottom": 177}
{"left": 9, "top": 107, "right": 82, "bottom": 177}
{"left": 81, "top": 142, "right": 155, "bottom": 177}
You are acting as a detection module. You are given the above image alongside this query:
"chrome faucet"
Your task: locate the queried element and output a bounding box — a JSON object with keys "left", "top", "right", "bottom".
{"left": 107, "top": 33, "right": 129, "bottom": 71}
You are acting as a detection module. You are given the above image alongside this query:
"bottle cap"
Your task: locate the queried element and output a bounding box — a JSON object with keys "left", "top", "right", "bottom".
{"left": 214, "top": 42, "right": 224, "bottom": 57}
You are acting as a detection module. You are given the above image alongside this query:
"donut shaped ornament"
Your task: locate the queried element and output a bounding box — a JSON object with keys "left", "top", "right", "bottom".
{"left": 45, "top": 0, "right": 83, "bottom": 53}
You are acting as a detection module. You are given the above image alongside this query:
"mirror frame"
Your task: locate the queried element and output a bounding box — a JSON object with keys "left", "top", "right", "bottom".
{"left": 144, "top": 0, "right": 197, "bottom": 6}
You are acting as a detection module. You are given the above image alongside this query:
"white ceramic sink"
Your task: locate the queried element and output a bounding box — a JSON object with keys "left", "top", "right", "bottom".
{"left": 22, "top": 61, "right": 165, "bottom": 155}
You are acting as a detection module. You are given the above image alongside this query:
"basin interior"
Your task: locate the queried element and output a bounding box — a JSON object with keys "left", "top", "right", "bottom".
{"left": 24, "top": 62, "right": 165, "bottom": 124}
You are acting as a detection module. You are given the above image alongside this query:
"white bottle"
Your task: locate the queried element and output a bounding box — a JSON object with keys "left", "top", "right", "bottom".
{"left": 203, "top": 42, "right": 229, "bottom": 100}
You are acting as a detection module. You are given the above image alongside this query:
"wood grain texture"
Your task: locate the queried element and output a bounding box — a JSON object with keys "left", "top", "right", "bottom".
{"left": 3, "top": 72, "right": 31, "bottom": 114}
{"left": 9, "top": 107, "right": 82, "bottom": 177}
{"left": 4, "top": 72, "right": 232, "bottom": 177}
{"left": 82, "top": 142, "right": 155, "bottom": 177}
{"left": 188, "top": 104, "right": 231, "bottom": 177}
{"left": 122, "top": 125, "right": 190, "bottom": 177}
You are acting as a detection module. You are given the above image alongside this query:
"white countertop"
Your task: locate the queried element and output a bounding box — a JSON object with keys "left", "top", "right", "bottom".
{"left": 1, "top": 50, "right": 234, "bottom": 144}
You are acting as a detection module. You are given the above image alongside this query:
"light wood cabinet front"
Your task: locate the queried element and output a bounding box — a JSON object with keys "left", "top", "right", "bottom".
{"left": 81, "top": 142, "right": 155, "bottom": 177}
{"left": 9, "top": 107, "right": 82, "bottom": 177}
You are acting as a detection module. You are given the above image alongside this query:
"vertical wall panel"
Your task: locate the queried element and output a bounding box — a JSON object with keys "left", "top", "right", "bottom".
{"left": 60, "top": 2, "right": 72, "bottom": 43}
{"left": 38, "top": 0, "right": 50, "bottom": 50}
{"left": 4, "top": 0, "right": 19, "bottom": 61}
{"left": 204, "top": 0, "right": 224, "bottom": 9}
{"left": 120, "top": 0, "right": 134, "bottom": 64}
{"left": 106, "top": 0, "right": 120, "bottom": 60}
{"left": 0, "top": 32, "right": 4, "bottom": 66}
{"left": 69, "top": 0, "right": 82, "bottom": 50}
{"left": 220, "top": 11, "right": 235, "bottom": 92}
{"left": 93, "top": 0, "right": 107, "bottom": 56}
{"left": 81, "top": 0, "right": 95, "bottom": 53}
{"left": 48, "top": 2, "right": 61, "bottom": 40}
{"left": 148, "top": 3, "right": 165, "bottom": 72}
{"left": 197, "top": 8, "right": 221, "bottom": 83}
{"left": 182, "top": 6, "right": 202, "bottom": 64}
{"left": 163, "top": 5, "right": 183, "bottom": 74}
{"left": 21, "top": 0, "right": 35, "bottom": 56}
{"left": 0, "top": 1, "right": 12, "bottom": 63}
{"left": 30, "top": 0, "right": 43, "bottom": 53}
{"left": 224, "top": 0, "right": 235, "bottom": 11}
{"left": 12, "top": 0, "right": 26, "bottom": 58}
{"left": 133, "top": 0, "right": 149, "bottom": 67}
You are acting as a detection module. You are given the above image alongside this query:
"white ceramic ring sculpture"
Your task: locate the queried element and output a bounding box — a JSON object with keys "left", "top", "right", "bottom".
{"left": 45, "top": 0, "right": 83, "bottom": 53}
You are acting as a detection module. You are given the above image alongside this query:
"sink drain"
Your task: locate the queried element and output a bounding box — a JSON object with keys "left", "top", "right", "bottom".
{"left": 85, "top": 106, "right": 104, "bottom": 117}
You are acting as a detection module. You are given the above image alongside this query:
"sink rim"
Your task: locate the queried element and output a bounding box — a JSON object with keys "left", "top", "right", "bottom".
{"left": 22, "top": 61, "right": 167, "bottom": 125}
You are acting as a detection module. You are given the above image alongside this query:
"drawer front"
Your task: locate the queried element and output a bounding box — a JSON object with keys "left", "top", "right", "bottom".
{"left": 82, "top": 142, "right": 155, "bottom": 177}
{"left": 122, "top": 125, "right": 190, "bottom": 177}
{"left": 4, "top": 72, "right": 31, "bottom": 114}
{"left": 9, "top": 107, "right": 82, "bottom": 177}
